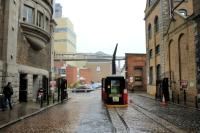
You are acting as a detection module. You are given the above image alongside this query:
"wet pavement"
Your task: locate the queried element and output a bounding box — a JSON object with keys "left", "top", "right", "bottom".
{"left": 0, "top": 90, "right": 199, "bottom": 132}
{"left": 0, "top": 90, "right": 113, "bottom": 133}
{"left": 0, "top": 98, "right": 60, "bottom": 129}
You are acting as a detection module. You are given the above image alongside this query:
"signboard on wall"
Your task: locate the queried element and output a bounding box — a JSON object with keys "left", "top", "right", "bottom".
{"left": 129, "top": 77, "right": 133, "bottom": 83}
{"left": 180, "top": 80, "right": 188, "bottom": 90}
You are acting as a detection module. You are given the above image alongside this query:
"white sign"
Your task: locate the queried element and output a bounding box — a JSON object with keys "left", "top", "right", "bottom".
{"left": 129, "top": 77, "right": 133, "bottom": 83}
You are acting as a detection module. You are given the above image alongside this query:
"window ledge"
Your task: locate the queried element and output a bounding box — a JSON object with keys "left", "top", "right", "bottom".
{"left": 20, "top": 22, "right": 51, "bottom": 50}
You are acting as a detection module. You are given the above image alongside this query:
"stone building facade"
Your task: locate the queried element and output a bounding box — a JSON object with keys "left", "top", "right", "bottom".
{"left": 0, "top": 0, "right": 54, "bottom": 103}
{"left": 125, "top": 53, "right": 146, "bottom": 91}
{"left": 85, "top": 61, "right": 112, "bottom": 83}
{"left": 145, "top": 0, "right": 200, "bottom": 107}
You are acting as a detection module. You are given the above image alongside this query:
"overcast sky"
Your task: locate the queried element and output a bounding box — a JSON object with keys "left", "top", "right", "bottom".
{"left": 55, "top": 0, "right": 146, "bottom": 56}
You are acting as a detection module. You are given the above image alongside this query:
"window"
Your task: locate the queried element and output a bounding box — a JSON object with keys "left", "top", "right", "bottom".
{"left": 37, "top": 11, "right": 44, "bottom": 28}
{"left": 155, "top": 45, "right": 160, "bottom": 54}
{"left": 45, "top": 17, "right": 49, "bottom": 31}
{"left": 149, "top": 49, "right": 153, "bottom": 58}
{"left": 148, "top": 24, "right": 152, "bottom": 39}
{"left": 135, "top": 76, "right": 142, "bottom": 81}
{"left": 54, "top": 28, "right": 68, "bottom": 32}
{"left": 23, "top": 5, "right": 34, "bottom": 24}
{"left": 149, "top": 67, "right": 153, "bottom": 84}
{"left": 134, "top": 67, "right": 143, "bottom": 71}
{"left": 96, "top": 66, "right": 101, "bottom": 72}
{"left": 156, "top": 64, "right": 161, "bottom": 80}
{"left": 59, "top": 68, "right": 65, "bottom": 74}
{"left": 154, "top": 16, "right": 159, "bottom": 33}
{"left": 178, "top": 9, "right": 187, "bottom": 16}
{"left": 149, "top": 0, "right": 155, "bottom": 6}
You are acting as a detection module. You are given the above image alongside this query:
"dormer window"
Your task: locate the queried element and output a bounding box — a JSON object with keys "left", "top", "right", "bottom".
{"left": 178, "top": 9, "right": 187, "bottom": 16}
{"left": 23, "top": 5, "right": 34, "bottom": 24}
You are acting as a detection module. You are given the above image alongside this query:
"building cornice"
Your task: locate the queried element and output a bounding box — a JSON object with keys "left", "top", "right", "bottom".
{"left": 144, "top": 0, "right": 160, "bottom": 20}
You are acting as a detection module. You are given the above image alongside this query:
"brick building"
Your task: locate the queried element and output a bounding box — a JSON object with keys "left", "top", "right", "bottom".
{"left": 79, "top": 68, "right": 91, "bottom": 84}
{"left": 125, "top": 53, "right": 146, "bottom": 91}
{"left": 0, "top": 0, "right": 54, "bottom": 103}
{"left": 66, "top": 66, "right": 77, "bottom": 87}
{"left": 145, "top": 0, "right": 200, "bottom": 107}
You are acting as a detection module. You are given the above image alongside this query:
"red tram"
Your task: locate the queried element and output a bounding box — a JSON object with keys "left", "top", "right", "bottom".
{"left": 102, "top": 76, "right": 128, "bottom": 107}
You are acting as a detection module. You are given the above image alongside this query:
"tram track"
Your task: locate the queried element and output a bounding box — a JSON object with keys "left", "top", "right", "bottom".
{"left": 105, "top": 102, "right": 185, "bottom": 133}
{"left": 105, "top": 107, "right": 117, "bottom": 133}
{"left": 129, "top": 103, "right": 186, "bottom": 133}
{"left": 115, "top": 108, "right": 130, "bottom": 133}
{"left": 106, "top": 106, "right": 130, "bottom": 133}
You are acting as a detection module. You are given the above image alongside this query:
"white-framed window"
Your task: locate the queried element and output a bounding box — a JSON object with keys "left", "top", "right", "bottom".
{"left": 96, "top": 66, "right": 101, "bottom": 72}
{"left": 23, "top": 5, "right": 34, "bottom": 24}
{"left": 179, "top": 9, "right": 187, "bottom": 16}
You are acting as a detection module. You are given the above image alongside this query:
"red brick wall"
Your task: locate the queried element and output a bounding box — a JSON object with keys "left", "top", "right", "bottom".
{"left": 80, "top": 68, "right": 92, "bottom": 84}
{"left": 66, "top": 66, "right": 77, "bottom": 87}
{"left": 125, "top": 54, "right": 146, "bottom": 91}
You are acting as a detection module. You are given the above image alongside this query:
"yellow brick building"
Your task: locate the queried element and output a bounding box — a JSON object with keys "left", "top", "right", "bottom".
{"left": 54, "top": 17, "right": 76, "bottom": 54}
{"left": 145, "top": 0, "right": 200, "bottom": 107}
{"left": 53, "top": 16, "right": 77, "bottom": 78}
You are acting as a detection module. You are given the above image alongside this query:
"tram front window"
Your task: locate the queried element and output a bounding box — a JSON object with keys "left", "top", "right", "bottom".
{"left": 111, "top": 80, "right": 120, "bottom": 94}
{"left": 111, "top": 80, "right": 121, "bottom": 102}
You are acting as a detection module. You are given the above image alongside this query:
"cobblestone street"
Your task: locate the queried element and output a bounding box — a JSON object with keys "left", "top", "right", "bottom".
{"left": 129, "top": 93, "right": 200, "bottom": 133}
{"left": 0, "top": 90, "right": 199, "bottom": 133}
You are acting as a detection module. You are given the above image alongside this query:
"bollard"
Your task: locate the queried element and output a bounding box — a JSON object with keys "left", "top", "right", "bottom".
{"left": 53, "top": 93, "right": 55, "bottom": 103}
{"left": 184, "top": 90, "right": 186, "bottom": 105}
{"left": 172, "top": 91, "right": 174, "bottom": 103}
{"left": 47, "top": 94, "right": 49, "bottom": 106}
{"left": 177, "top": 94, "right": 180, "bottom": 104}
{"left": 155, "top": 93, "right": 157, "bottom": 100}
{"left": 40, "top": 95, "right": 43, "bottom": 108}
{"left": 195, "top": 96, "right": 198, "bottom": 109}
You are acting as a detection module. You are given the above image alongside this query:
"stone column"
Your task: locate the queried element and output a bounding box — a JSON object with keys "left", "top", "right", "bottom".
{"left": 50, "top": 19, "right": 57, "bottom": 80}
{"left": 193, "top": 0, "right": 200, "bottom": 102}
{"left": 2, "top": 0, "right": 19, "bottom": 90}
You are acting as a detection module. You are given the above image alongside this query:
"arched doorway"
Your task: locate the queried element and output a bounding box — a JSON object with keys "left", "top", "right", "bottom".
{"left": 178, "top": 33, "right": 188, "bottom": 82}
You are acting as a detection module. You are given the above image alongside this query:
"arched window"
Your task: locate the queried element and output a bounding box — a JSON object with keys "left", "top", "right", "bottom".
{"left": 156, "top": 64, "right": 161, "bottom": 80}
{"left": 149, "top": 67, "right": 153, "bottom": 84}
{"left": 148, "top": 24, "right": 152, "bottom": 39}
{"left": 154, "top": 16, "right": 159, "bottom": 33}
{"left": 178, "top": 9, "right": 187, "bottom": 16}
